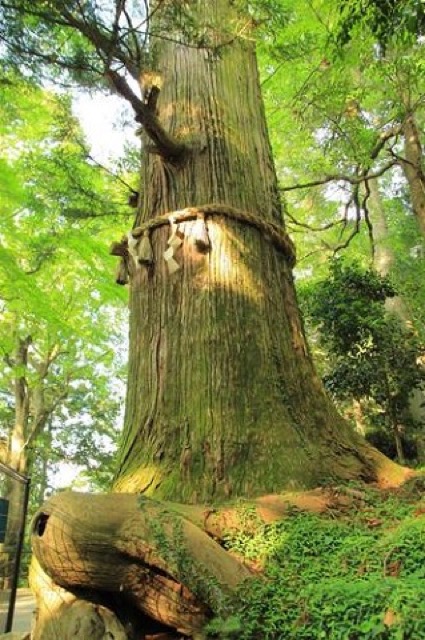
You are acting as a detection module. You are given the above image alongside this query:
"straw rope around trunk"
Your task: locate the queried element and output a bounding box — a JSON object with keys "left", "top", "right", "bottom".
{"left": 111, "top": 203, "right": 296, "bottom": 268}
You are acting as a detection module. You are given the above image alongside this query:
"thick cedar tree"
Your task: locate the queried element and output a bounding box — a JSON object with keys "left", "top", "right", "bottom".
{"left": 0, "top": 0, "right": 409, "bottom": 636}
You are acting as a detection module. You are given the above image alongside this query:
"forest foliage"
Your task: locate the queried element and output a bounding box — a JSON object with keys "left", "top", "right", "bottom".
{"left": 0, "top": 71, "right": 132, "bottom": 497}
{"left": 302, "top": 259, "right": 424, "bottom": 462}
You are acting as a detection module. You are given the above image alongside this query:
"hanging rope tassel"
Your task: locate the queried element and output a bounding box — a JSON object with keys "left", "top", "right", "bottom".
{"left": 115, "top": 257, "right": 129, "bottom": 285}
{"left": 137, "top": 231, "right": 154, "bottom": 265}
{"left": 163, "top": 216, "right": 183, "bottom": 274}
{"left": 167, "top": 216, "right": 184, "bottom": 249}
{"left": 127, "top": 232, "right": 140, "bottom": 268}
{"left": 164, "top": 246, "right": 181, "bottom": 274}
{"left": 192, "top": 214, "right": 210, "bottom": 253}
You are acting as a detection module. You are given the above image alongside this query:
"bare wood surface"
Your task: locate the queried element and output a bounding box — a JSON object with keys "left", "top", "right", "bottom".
{"left": 29, "top": 558, "right": 128, "bottom": 640}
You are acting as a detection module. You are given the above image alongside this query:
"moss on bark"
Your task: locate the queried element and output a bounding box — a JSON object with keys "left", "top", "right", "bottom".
{"left": 112, "top": 1, "right": 405, "bottom": 501}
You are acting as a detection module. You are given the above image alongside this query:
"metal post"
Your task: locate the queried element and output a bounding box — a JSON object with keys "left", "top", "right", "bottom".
{"left": 4, "top": 471, "right": 30, "bottom": 633}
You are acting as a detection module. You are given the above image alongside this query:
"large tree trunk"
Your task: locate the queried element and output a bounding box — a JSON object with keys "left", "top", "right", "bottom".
{"left": 113, "top": 0, "right": 400, "bottom": 501}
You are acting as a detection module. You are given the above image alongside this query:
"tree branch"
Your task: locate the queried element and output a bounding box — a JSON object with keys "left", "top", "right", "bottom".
{"left": 106, "top": 69, "right": 187, "bottom": 159}
{"left": 2, "top": 2, "right": 188, "bottom": 159}
{"left": 362, "top": 179, "right": 375, "bottom": 259}
{"left": 369, "top": 124, "right": 403, "bottom": 160}
{"left": 280, "top": 160, "right": 397, "bottom": 192}
{"left": 122, "top": 6, "right": 143, "bottom": 68}
{"left": 285, "top": 209, "right": 346, "bottom": 233}
{"left": 0, "top": 35, "right": 102, "bottom": 75}
{"left": 59, "top": 4, "right": 140, "bottom": 79}
{"left": 76, "top": 140, "right": 138, "bottom": 193}
{"left": 26, "top": 384, "right": 70, "bottom": 452}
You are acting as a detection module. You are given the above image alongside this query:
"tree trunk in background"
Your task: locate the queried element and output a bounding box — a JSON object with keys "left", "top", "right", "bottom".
{"left": 9, "top": 337, "right": 31, "bottom": 475}
{"left": 0, "top": 337, "right": 31, "bottom": 589}
{"left": 394, "top": 427, "right": 406, "bottom": 465}
{"left": 400, "top": 114, "right": 425, "bottom": 237}
{"left": 350, "top": 399, "right": 367, "bottom": 436}
{"left": 369, "top": 180, "right": 408, "bottom": 320}
{"left": 113, "top": 0, "right": 404, "bottom": 500}
{"left": 369, "top": 179, "right": 425, "bottom": 433}
{"left": 370, "top": 180, "right": 394, "bottom": 278}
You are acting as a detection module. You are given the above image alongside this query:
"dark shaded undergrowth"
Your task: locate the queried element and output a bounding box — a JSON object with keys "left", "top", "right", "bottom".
{"left": 207, "top": 479, "right": 425, "bottom": 639}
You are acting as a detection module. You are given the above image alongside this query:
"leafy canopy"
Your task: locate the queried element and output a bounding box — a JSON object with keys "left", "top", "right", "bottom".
{"left": 0, "top": 71, "right": 130, "bottom": 491}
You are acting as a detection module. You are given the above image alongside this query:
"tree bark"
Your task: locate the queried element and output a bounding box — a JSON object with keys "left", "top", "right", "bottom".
{"left": 369, "top": 179, "right": 410, "bottom": 320}
{"left": 10, "top": 337, "right": 31, "bottom": 474}
{"left": 6, "top": 337, "right": 66, "bottom": 478}
{"left": 369, "top": 180, "right": 395, "bottom": 278}
{"left": 393, "top": 427, "right": 406, "bottom": 466}
{"left": 113, "top": 0, "right": 400, "bottom": 501}
{"left": 400, "top": 114, "right": 425, "bottom": 237}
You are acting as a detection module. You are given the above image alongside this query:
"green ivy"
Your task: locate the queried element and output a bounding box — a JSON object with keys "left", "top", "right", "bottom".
{"left": 208, "top": 487, "right": 425, "bottom": 639}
